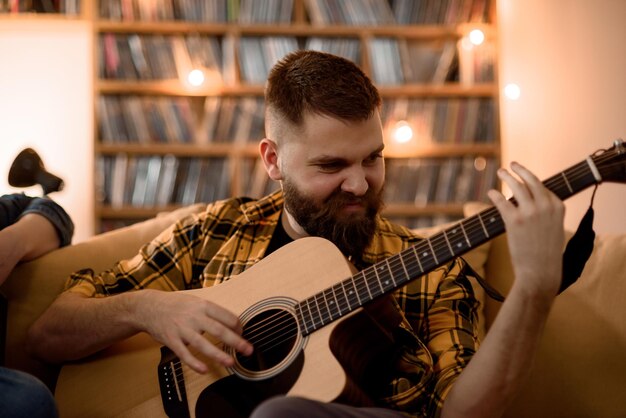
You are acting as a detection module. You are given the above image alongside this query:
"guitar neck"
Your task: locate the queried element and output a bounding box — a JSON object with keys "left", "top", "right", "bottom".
{"left": 297, "top": 156, "right": 601, "bottom": 335}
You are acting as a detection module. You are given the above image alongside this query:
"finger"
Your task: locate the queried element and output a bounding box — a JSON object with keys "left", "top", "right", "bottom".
{"left": 496, "top": 167, "right": 532, "bottom": 208}
{"left": 201, "top": 317, "right": 253, "bottom": 356}
{"left": 487, "top": 188, "right": 516, "bottom": 223}
{"left": 509, "top": 162, "right": 551, "bottom": 202}
{"left": 183, "top": 328, "right": 237, "bottom": 368}
{"left": 169, "top": 337, "right": 209, "bottom": 374}
{"left": 204, "top": 301, "right": 244, "bottom": 334}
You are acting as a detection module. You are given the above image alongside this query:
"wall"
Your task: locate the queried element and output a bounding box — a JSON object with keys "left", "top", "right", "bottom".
{"left": 498, "top": 0, "right": 626, "bottom": 234}
{"left": 0, "top": 19, "right": 93, "bottom": 242}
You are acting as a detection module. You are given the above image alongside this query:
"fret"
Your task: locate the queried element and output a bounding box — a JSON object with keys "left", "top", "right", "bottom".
{"left": 418, "top": 243, "right": 436, "bottom": 271}
{"left": 442, "top": 229, "right": 455, "bottom": 257}
{"left": 295, "top": 303, "right": 305, "bottom": 332}
{"left": 317, "top": 291, "right": 332, "bottom": 323}
{"left": 358, "top": 271, "right": 374, "bottom": 301}
{"left": 348, "top": 275, "right": 363, "bottom": 306}
{"left": 385, "top": 258, "right": 400, "bottom": 289}
{"left": 446, "top": 225, "right": 467, "bottom": 255}
{"left": 306, "top": 297, "right": 321, "bottom": 330}
{"left": 328, "top": 286, "right": 341, "bottom": 319}
{"left": 411, "top": 245, "right": 424, "bottom": 273}
{"left": 312, "top": 292, "right": 324, "bottom": 324}
{"left": 427, "top": 238, "right": 439, "bottom": 265}
{"left": 397, "top": 255, "right": 409, "bottom": 286}
{"left": 459, "top": 221, "right": 472, "bottom": 247}
{"left": 561, "top": 171, "right": 574, "bottom": 194}
{"left": 483, "top": 210, "right": 502, "bottom": 237}
{"left": 372, "top": 264, "right": 386, "bottom": 293}
{"left": 301, "top": 297, "right": 315, "bottom": 332}
{"left": 333, "top": 282, "right": 349, "bottom": 315}
{"left": 477, "top": 212, "right": 490, "bottom": 238}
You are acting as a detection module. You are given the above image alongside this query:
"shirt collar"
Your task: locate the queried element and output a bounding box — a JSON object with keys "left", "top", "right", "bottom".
{"left": 240, "top": 189, "right": 285, "bottom": 222}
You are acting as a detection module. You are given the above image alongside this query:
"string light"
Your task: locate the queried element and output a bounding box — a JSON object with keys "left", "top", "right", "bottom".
{"left": 504, "top": 83, "right": 521, "bottom": 100}
{"left": 187, "top": 69, "right": 205, "bottom": 87}
{"left": 474, "top": 156, "right": 487, "bottom": 171}
{"left": 468, "top": 29, "right": 485, "bottom": 46}
{"left": 392, "top": 120, "right": 413, "bottom": 144}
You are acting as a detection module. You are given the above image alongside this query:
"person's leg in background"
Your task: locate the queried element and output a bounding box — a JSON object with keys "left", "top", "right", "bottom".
{"left": 251, "top": 396, "right": 405, "bottom": 418}
{"left": 0, "top": 367, "right": 58, "bottom": 418}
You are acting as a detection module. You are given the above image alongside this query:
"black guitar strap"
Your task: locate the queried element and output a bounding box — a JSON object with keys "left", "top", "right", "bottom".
{"left": 559, "top": 185, "right": 598, "bottom": 294}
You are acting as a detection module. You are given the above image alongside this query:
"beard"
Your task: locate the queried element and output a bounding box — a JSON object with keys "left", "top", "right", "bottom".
{"left": 282, "top": 178, "right": 384, "bottom": 263}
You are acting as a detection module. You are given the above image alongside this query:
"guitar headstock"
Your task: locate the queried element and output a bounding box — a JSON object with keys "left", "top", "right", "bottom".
{"left": 593, "top": 139, "right": 626, "bottom": 184}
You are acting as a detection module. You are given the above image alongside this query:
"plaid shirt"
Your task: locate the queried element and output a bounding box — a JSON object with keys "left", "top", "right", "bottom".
{"left": 66, "top": 190, "right": 479, "bottom": 417}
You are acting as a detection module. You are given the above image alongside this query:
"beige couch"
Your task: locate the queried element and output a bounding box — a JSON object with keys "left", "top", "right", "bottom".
{"left": 2, "top": 203, "right": 625, "bottom": 417}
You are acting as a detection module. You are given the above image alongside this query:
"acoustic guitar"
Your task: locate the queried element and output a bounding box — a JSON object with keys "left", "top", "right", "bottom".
{"left": 55, "top": 140, "right": 626, "bottom": 418}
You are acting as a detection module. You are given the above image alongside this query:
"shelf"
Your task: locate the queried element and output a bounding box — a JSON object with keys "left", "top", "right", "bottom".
{"left": 0, "top": 12, "right": 82, "bottom": 20}
{"left": 96, "top": 143, "right": 498, "bottom": 158}
{"left": 95, "top": 21, "right": 495, "bottom": 39}
{"left": 97, "top": 80, "right": 498, "bottom": 98}
{"left": 96, "top": 143, "right": 259, "bottom": 156}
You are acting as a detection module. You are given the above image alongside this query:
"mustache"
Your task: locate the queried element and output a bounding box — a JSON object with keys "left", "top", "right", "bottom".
{"left": 322, "top": 188, "right": 383, "bottom": 214}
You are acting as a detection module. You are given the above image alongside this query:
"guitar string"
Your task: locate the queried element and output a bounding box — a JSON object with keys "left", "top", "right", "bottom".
{"left": 165, "top": 152, "right": 621, "bottom": 382}
{"left": 239, "top": 154, "right": 619, "bottom": 349}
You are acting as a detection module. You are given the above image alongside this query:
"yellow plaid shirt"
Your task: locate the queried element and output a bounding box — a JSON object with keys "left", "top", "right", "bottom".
{"left": 66, "top": 190, "right": 480, "bottom": 417}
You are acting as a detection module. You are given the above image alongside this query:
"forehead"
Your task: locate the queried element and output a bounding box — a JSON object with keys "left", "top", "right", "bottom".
{"left": 293, "top": 111, "right": 384, "bottom": 159}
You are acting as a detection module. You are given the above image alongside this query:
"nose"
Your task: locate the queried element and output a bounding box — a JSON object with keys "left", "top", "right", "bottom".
{"left": 341, "top": 166, "right": 369, "bottom": 196}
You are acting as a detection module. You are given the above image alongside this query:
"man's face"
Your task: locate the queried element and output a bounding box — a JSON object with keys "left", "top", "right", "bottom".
{"left": 275, "top": 111, "right": 386, "bottom": 260}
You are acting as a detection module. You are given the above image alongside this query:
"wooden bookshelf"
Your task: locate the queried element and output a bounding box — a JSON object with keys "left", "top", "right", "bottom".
{"left": 90, "top": 0, "right": 500, "bottom": 231}
{"left": 0, "top": 0, "right": 83, "bottom": 16}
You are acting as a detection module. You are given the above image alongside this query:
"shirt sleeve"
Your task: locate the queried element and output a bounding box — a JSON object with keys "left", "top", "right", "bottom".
{"left": 421, "top": 258, "right": 481, "bottom": 417}
{"left": 64, "top": 212, "right": 208, "bottom": 297}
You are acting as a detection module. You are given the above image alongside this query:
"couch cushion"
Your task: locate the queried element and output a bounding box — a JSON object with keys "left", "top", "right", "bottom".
{"left": 503, "top": 232, "right": 626, "bottom": 417}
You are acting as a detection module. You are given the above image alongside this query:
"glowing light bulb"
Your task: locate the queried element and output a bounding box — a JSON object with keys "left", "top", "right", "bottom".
{"left": 474, "top": 156, "right": 487, "bottom": 171}
{"left": 504, "top": 83, "right": 521, "bottom": 100}
{"left": 187, "top": 69, "right": 205, "bottom": 87}
{"left": 392, "top": 121, "right": 413, "bottom": 144}
{"left": 468, "top": 29, "right": 485, "bottom": 46}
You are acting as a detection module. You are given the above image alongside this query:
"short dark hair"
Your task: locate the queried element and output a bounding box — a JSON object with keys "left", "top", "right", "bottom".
{"left": 265, "top": 50, "right": 381, "bottom": 127}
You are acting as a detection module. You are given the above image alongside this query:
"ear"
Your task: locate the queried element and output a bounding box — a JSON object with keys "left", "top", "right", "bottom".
{"left": 259, "top": 138, "right": 283, "bottom": 181}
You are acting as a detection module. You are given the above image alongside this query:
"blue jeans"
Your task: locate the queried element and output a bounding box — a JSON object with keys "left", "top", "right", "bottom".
{"left": 251, "top": 396, "right": 405, "bottom": 418}
{"left": 0, "top": 367, "right": 58, "bottom": 418}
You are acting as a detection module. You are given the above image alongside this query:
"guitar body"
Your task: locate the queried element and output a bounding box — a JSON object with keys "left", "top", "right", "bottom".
{"left": 56, "top": 237, "right": 396, "bottom": 418}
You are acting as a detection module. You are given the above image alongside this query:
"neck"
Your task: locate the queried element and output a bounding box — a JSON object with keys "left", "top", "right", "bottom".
{"left": 281, "top": 208, "right": 309, "bottom": 240}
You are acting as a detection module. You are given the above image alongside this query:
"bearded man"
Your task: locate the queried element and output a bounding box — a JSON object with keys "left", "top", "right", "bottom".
{"left": 30, "top": 50, "right": 565, "bottom": 418}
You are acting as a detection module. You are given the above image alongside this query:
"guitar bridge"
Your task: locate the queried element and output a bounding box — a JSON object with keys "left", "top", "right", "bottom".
{"left": 158, "top": 346, "right": 191, "bottom": 418}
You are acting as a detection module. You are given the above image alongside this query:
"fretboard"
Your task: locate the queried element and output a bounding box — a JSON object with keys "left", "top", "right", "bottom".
{"left": 296, "top": 156, "right": 601, "bottom": 336}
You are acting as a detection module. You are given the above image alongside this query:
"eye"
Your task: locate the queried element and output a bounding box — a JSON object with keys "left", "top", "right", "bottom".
{"left": 363, "top": 153, "right": 382, "bottom": 165}
{"left": 317, "top": 162, "right": 343, "bottom": 172}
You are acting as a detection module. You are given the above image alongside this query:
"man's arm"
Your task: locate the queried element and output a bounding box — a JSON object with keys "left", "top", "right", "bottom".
{"left": 442, "top": 162, "right": 565, "bottom": 418}
{"left": 27, "top": 288, "right": 253, "bottom": 374}
{"left": 27, "top": 203, "right": 255, "bottom": 374}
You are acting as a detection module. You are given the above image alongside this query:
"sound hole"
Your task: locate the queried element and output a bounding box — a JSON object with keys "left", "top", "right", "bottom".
{"left": 236, "top": 308, "right": 298, "bottom": 373}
